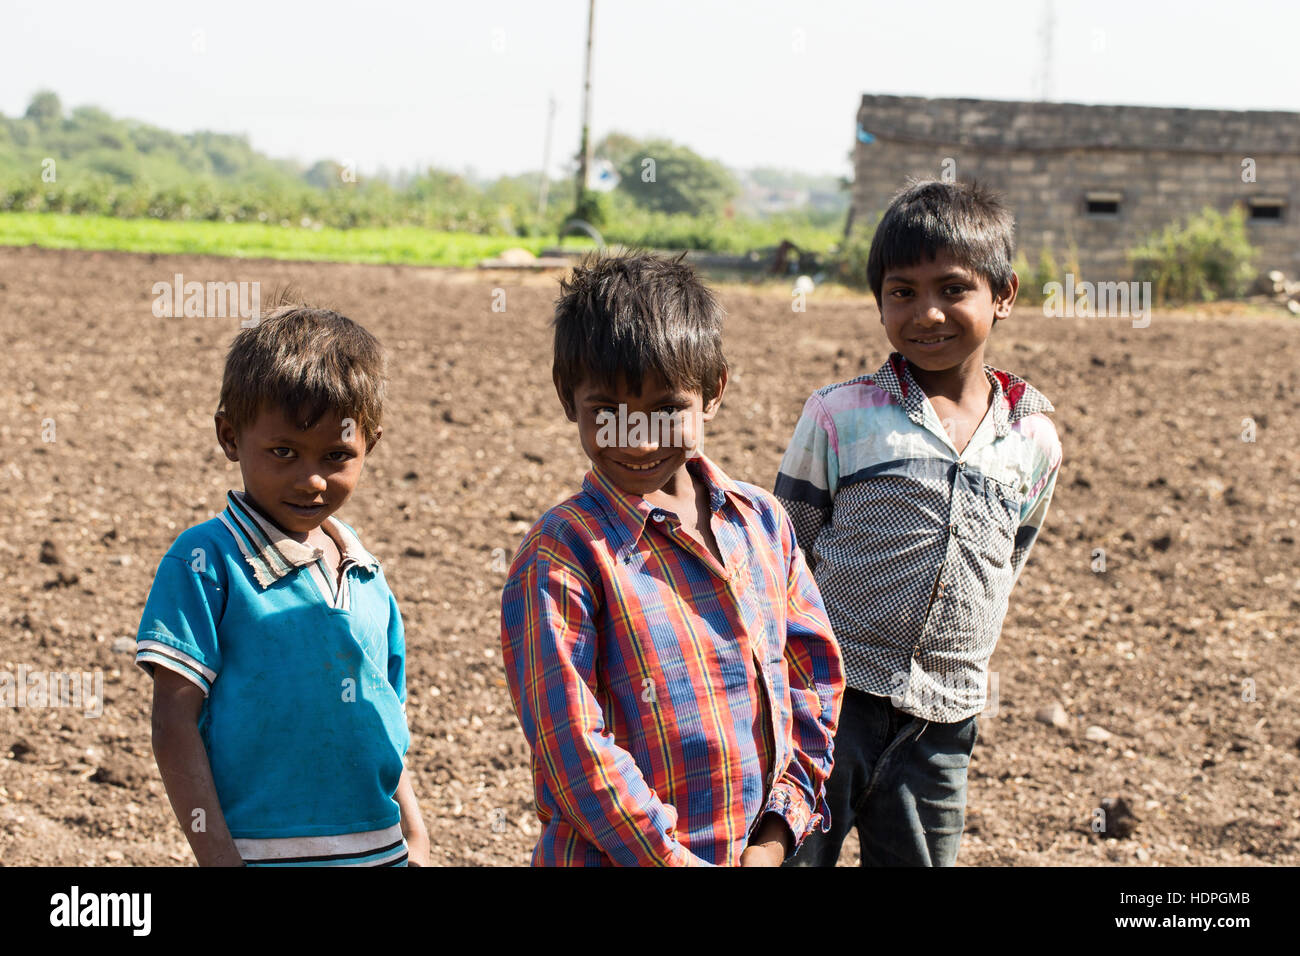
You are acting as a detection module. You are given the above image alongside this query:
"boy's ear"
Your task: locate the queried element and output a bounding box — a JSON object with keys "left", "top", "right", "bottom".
{"left": 554, "top": 379, "right": 578, "bottom": 422}
{"left": 702, "top": 369, "right": 729, "bottom": 420}
{"left": 993, "top": 272, "right": 1019, "bottom": 322}
{"left": 365, "top": 424, "right": 383, "bottom": 454}
{"left": 214, "top": 413, "right": 239, "bottom": 462}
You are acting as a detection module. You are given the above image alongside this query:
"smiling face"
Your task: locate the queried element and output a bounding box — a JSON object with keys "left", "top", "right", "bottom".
{"left": 559, "top": 369, "right": 725, "bottom": 497}
{"left": 215, "top": 403, "right": 379, "bottom": 542}
{"left": 879, "top": 251, "right": 1017, "bottom": 374}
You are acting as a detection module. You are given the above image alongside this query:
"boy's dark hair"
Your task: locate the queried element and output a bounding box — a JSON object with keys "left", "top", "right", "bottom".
{"left": 552, "top": 250, "right": 728, "bottom": 408}
{"left": 866, "top": 179, "right": 1016, "bottom": 304}
{"left": 216, "top": 298, "right": 386, "bottom": 446}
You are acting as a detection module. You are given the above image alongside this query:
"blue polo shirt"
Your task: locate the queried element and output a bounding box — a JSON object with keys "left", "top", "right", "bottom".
{"left": 136, "top": 490, "right": 411, "bottom": 866}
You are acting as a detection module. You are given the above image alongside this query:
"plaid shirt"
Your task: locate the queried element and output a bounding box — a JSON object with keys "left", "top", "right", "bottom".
{"left": 775, "top": 353, "right": 1062, "bottom": 722}
{"left": 500, "top": 453, "right": 844, "bottom": 866}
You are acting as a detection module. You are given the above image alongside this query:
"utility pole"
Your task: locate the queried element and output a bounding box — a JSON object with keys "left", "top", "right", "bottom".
{"left": 573, "top": 0, "right": 595, "bottom": 214}
{"left": 538, "top": 94, "right": 556, "bottom": 220}
{"left": 1036, "top": 0, "right": 1055, "bottom": 101}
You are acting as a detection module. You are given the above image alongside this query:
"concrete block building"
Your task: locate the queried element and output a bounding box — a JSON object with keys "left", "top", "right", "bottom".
{"left": 850, "top": 94, "right": 1299, "bottom": 280}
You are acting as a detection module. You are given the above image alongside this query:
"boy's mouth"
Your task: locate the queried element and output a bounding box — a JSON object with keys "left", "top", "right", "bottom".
{"left": 908, "top": 333, "right": 957, "bottom": 346}
{"left": 284, "top": 501, "right": 327, "bottom": 518}
{"left": 609, "top": 455, "right": 672, "bottom": 474}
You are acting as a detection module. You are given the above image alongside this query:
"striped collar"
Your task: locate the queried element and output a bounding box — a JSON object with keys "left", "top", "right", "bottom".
{"left": 218, "top": 490, "right": 379, "bottom": 589}
{"left": 871, "top": 351, "right": 1054, "bottom": 439}
{"left": 582, "top": 453, "right": 755, "bottom": 562}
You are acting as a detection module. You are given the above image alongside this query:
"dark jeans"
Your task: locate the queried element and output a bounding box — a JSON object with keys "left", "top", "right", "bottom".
{"left": 786, "top": 687, "right": 979, "bottom": 867}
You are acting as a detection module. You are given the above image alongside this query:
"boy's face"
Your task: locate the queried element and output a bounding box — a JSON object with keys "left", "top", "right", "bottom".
{"left": 558, "top": 369, "right": 726, "bottom": 497}
{"left": 878, "top": 251, "right": 1016, "bottom": 373}
{"left": 214, "top": 404, "right": 380, "bottom": 542}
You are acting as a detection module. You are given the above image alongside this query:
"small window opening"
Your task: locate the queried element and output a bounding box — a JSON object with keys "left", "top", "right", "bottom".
{"left": 1084, "top": 191, "right": 1122, "bottom": 218}
{"left": 1248, "top": 198, "right": 1285, "bottom": 222}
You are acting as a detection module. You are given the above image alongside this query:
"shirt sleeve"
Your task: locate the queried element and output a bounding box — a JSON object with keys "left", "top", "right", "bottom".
{"left": 135, "top": 550, "right": 225, "bottom": 696}
{"left": 1010, "top": 423, "right": 1063, "bottom": 584}
{"left": 773, "top": 392, "right": 839, "bottom": 569}
{"left": 500, "top": 538, "right": 708, "bottom": 867}
{"left": 384, "top": 582, "right": 407, "bottom": 708}
{"left": 761, "top": 506, "right": 846, "bottom": 857}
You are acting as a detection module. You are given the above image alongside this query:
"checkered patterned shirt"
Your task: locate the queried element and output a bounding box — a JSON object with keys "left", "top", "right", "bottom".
{"left": 500, "top": 453, "right": 845, "bottom": 866}
{"left": 774, "top": 353, "right": 1062, "bottom": 722}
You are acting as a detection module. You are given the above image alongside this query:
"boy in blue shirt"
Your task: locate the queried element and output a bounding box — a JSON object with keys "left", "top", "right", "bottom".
{"left": 136, "top": 304, "right": 428, "bottom": 866}
{"left": 777, "top": 180, "right": 1062, "bottom": 866}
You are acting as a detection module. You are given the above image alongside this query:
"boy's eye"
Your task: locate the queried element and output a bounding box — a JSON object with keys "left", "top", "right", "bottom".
{"left": 889, "top": 288, "right": 912, "bottom": 298}
{"left": 327, "top": 451, "right": 355, "bottom": 462}
{"left": 271, "top": 447, "right": 295, "bottom": 459}
{"left": 944, "top": 285, "right": 968, "bottom": 296}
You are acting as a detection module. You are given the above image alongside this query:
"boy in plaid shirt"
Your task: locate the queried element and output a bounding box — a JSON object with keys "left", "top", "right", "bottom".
{"left": 500, "top": 252, "right": 844, "bottom": 866}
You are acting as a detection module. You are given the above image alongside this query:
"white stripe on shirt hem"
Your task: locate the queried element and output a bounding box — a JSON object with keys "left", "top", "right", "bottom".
{"left": 234, "top": 823, "right": 405, "bottom": 865}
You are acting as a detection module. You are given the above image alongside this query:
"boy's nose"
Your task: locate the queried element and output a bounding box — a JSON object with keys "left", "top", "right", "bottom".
{"left": 914, "top": 304, "right": 946, "bottom": 326}
{"left": 625, "top": 420, "right": 661, "bottom": 452}
{"left": 626, "top": 431, "right": 660, "bottom": 452}
{"left": 296, "top": 473, "right": 329, "bottom": 493}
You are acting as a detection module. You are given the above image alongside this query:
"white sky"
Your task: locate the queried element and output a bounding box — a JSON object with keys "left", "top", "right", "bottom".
{"left": 3, "top": 0, "right": 1298, "bottom": 180}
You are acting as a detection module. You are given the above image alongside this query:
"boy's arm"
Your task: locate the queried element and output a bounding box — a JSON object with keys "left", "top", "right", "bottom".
{"left": 381, "top": 587, "right": 428, "bottom": 865}
{"left": 393, "top": 767, "right": 429, "bottom": 866}
{"left": 757, "top": 508, "right": 846, "bottom": 860}
{"left": 138, "top": 547, "right": 234, "bottom": 864}
{"left": 1010, "top": 428, "right": 1063, "bottom": 585}
{"left": 150, "top": 667, "right": 243, "bottom": 866}
{"left": 501, "top": 546, "right": 708, "bottom": 867}
{"left": 773, "top": 393, "right": 839, "bottom": 570}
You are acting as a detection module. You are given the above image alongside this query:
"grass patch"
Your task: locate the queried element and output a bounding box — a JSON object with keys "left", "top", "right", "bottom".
{"left": 0, "top": 212, "right": 599, "bottom": 267}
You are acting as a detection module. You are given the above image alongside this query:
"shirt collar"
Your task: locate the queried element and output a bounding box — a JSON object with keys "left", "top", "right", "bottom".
{"left": 581, "top": 453, "right": 755, "bottom": 561}
{"left": 870, "top": 351, "right": 1054, "bottom": 439}
{"left": 219, "top": 490, "right": 380, "bottom": 589}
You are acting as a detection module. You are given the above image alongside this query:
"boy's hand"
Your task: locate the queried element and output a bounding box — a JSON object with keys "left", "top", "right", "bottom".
{"left": 394, "top": 767, "right": 430, "bottom": 867}
{"left": 740, "top": 814, "right": 793, "bottom": 867}
{"left": 405, "top": 831, "right": 430, "bottom": 868}
{"left": 739, "top": 841, "right": 785, "bottom": 867}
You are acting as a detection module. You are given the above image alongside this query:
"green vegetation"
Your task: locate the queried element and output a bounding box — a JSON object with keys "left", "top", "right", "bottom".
{"left": 598, "top": 135, "right": 739, "bottom": 218}
{"left": 0, "top": 211, "right": 845, "bottom": 267}
{"left": 1014, "top": 210, "right": 1258, "bottom": 307}
{"left": 1, "top": 92, "right": 847, "bottom": 261}
{"left": 0, "top": 212, "right": 579, "bottom": 268}
{"left": 828, "top": 229, "right": 873, "bottom": 290}
{"left": 599, "top": 201, "right": 840, "bottom": 253}
{"left": 4, "top": 92, "right": 1267, "bottom": 302}
{"left": 1128, "top": 205, "right": 1257, "bottom": 304}
{"left": 1008, "top": 246, "right": 1062, "bottom": 306}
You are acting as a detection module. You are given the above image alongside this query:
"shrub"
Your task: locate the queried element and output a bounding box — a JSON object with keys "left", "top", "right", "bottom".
{"left": 1032, "top": 245, "right": 1060, "bottom": 303}
{"left": 1011, "top": 252, "right": 1035, "bottom": 304}
{"left": 1128, "top": 205, "right": 1257, "bottom": 304}
{"left": 829, "top": 229, "right": 873, "bottom": 290}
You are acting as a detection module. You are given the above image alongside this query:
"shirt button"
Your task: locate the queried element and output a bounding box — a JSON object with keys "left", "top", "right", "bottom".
{"left": 949, "top": 524, "right": 959, "bottom": 536}
{"left": 652, "top": 512, "right": 665, "bottom": 523}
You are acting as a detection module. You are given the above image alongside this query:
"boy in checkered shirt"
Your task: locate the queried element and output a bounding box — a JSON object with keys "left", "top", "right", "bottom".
{"left": 776, "top": 180, "right": 1062, "bottom": 866}
{"left": 501, "top": 251, "right": 845, "bottom": 866}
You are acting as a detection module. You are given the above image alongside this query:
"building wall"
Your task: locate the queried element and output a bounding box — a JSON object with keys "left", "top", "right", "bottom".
{"left": 851, "top": 96, "right": 1300, "bottom": 282}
